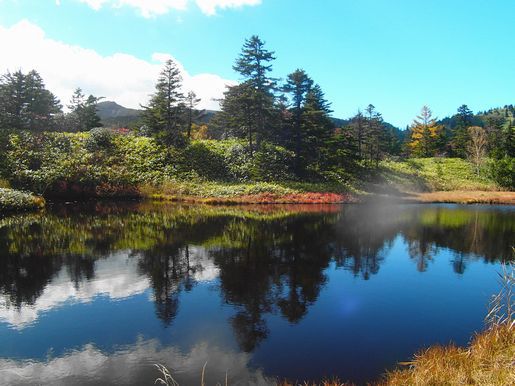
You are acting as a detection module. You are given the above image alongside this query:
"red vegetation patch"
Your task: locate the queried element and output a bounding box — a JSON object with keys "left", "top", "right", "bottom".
{"left": 168, "top": 192, "right": 354, "bottom": 205}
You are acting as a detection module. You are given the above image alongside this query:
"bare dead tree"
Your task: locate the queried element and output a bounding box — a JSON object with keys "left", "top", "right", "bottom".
{"left": 467, "top": 126, "right": 488, "bottom": 176}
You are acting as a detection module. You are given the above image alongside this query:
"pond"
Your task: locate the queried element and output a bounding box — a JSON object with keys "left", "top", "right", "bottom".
{"left": 0, "top": 202, "right": 513, "bottom": 385}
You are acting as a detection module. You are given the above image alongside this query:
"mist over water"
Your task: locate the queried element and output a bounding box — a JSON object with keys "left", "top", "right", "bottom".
{"left": 0, "top": 202, "right": 513, "bottom": 385}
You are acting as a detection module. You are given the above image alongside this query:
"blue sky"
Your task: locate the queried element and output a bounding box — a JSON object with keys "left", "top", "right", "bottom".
{"left": 0, "top": 0, "right": 514, "bottom": 127}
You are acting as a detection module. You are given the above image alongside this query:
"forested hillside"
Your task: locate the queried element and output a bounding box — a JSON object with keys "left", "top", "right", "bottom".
{"left": 0, "top": 35, "right": 513, "bottom": 206}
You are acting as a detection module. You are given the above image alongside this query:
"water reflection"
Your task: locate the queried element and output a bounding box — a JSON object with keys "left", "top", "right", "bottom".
{"left": 0, "top": 202, "right": 513, "bottom": 384}
{"left": 0, "top": 339, "right": 269, "bottom": 386}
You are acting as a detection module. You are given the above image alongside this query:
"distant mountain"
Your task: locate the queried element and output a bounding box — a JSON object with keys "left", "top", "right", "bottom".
{"left": 96, "top": 101, "right": 218, "bottom": 128}
{"left": 96, "top": 101, "right": 141, "bottom": 119}
{"left": 97, "top": 101, "right": 403, "bottom": 133}
{"left": 96, "top": 101, "right": 142, "bottom": 128}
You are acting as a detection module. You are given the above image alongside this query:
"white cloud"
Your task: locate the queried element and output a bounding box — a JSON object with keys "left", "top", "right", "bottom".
{"left": 195, "top": 0, "right": 262, "bottom": 16}
{"left": 0, "top": 20, "right": 235, "bottom": 111}
{"left": 76, "top": 0, "right": 261, "bottom": 17}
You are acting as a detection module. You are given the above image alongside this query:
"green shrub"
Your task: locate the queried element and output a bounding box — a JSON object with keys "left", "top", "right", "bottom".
{"left": 489, "top": 156, "right": 514, "bottom": 189}
{"left": 85, "top": 127, "right": 114, "bottom": 151}
{"left": 225, "top": 142, "right": 253, "bottom": 181}
{"left": 252, "top": 143, "right": 295, "bottom": 181}
{"left": 0, "top": 188, "right": 45, "bottom": 212}
{"left": 181, "top": 141, "right": 229, "bottom": 180}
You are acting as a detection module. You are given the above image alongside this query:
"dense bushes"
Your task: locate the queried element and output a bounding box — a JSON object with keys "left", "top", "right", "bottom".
{"left": 1, "top": 130, "right": 510, "bottom": 199}
{"left": 84, "top": 127, "right": 114, "bottom": 151}
{"left": 0, "top": 188, "right": 45, "bottom": 212}
{"left": 177, "top": 140, "right": 295, "bottom": 182}
{"left": 489, "top": 156, "right": 514, "bottom": 189}
{"left": 2, "top": 131, "right": 297, "bottom": 197}
{"left": 5, "top": 131, "right": 156, "bottom": 196}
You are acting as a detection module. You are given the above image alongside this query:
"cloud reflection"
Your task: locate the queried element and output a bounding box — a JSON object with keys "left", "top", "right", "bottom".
{"left": 0, "top": 339, "right": 272, "bottom": 385}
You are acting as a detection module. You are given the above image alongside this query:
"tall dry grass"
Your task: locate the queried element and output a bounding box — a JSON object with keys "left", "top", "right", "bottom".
{"left": 381, "top": 262, "right": 514, "bottom": 386}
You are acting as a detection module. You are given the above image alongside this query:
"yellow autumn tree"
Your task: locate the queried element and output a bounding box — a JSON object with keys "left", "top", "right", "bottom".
{"left": 408, "top": 105, "right": 444, "bottom": 157}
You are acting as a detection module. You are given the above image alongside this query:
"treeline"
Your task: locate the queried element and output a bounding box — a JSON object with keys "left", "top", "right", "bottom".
{"left": 0, "top": 70, "right": 102, "bottom": 132}
{"left": 138, "top": 35, "right": 403, "bottom": 178}
{"left": 0, "top": 35, "right": 513, "bottom": 188}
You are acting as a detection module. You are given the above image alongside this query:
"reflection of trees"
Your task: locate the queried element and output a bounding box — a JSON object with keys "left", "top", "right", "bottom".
{"left": 401, "top": 206, "right": 514, "bottom": 273}
{"left": 332, "top": 205, "right": 399, "bottom": 279}
{"left": 407, "top": 239, "right": 436, "bottom": 272}
{"left": 0, "top": 201, "right": 513, "bottom": 347}
{"left": 210, "top": 216, "right": 335, "bottom": 351}
{"left": 137, "top": 244, "right": 212, "bottom": 327}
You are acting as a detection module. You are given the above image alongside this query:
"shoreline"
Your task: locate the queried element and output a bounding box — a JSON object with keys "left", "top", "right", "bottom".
{"left": 149, "top": 190, "right": 515, "bottom": 205}
{"left": 2, "top": 189, "right": 515, "bottom": 215}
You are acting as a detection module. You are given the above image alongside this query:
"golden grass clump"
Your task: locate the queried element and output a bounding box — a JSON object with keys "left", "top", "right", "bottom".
{"left": 381, "top": 323, "right": 514, "bottom": 385}
{"left": 381, "top": 263, "right": 515, "bottom": 386}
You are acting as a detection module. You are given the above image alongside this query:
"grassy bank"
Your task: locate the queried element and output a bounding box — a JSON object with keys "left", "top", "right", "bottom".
{"left": 142, "top": 181, "right": 353, "bottom": 204}
{"left": 0, "top": 188, "right": 45, "bottom": 213}
{"left": 379, "top": 158, "right": 498, "bottom": 191}
{"left": 1, "top": 131, "right": 511, "bottom": 204}
{"left": 380, "top": 323, "right": 514, "bottom": 385}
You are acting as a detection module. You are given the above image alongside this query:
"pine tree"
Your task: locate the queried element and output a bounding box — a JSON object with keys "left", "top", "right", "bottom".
{"left": 233, "top": 35, "right": 277, "bottom": 148}
{"left": 350, "top": 110, "right": 366, "bottom": 160}
{"left": 451, "top": 104, "right": 473, "bottom": 157}
{"left": 0, "top": 70, "right": 61, "bottom": 131}
{"left": 363, "top": 104, "right": 386, "bottom": 167}
{"left": 408, "top": 105, "right": 444, "bottom": 157}
{"left": 283, "top": 69, "right": 313, "bottom": 172}
{"left": 214, "top": 82, "right": 257, "bottom": 152}
{"left": 67, "top": 88, "right": 102, "bottom": 131}
{"left": 142, "top": 59, "right": 185, "bottom": 146}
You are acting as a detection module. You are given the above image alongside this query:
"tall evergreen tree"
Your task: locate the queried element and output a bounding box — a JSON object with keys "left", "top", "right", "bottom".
{"left": 350, "top": 110, "right": 366, "bottom": 160}
{"left": 283, "top": 69, "right": 313, "bottom": 172}
{"left": 214, "top": 82, "right": 257, "bottom": 151}
{"left": 67, "top": 88, "right": 102, "bottom": 131}
{"left": 0, "top": 70, "right": 61, "bottom": 131}
{"left": 233, "top": 35, "right": 277, "bottom": 148}
{"left": 142, "top": 59, "right": 185, "bottom": 146}
{"left": 363, "top": 104, "right": 386, "bottom": 167}
{"left": 450, "top": 104, "right": 473, "bottom": 157}
{"left": 301, "top": 84, "right": 334, "bottom": 173}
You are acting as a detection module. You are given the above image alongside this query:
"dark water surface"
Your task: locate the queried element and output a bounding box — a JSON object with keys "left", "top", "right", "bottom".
{"left": 0, "top": 202, "right": 513, "bottom": 385}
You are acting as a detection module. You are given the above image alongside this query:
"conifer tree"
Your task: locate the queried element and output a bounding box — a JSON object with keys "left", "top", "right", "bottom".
{"left": 363, "top": 104, "right": 386, "bottom": 167}
{"left": 283, "top": 69, "right": 313, "bottom": 172}
{"left": 350, "top": 110, "right": 366, "bottom": 160}
{"left": 0, "top": 70, "right": 61, "bottom": 131}
{"left": 215, "top": 81, "right": 257, "bottom": 151}
{"left": 451, "top": 104, "right": 473, "bottom": 157}
{"left": 408, "top": 105, "right": 444, "bottom": 157}
{"left": 67, "top": 88, "right": 102, "bottom": 131}
{"left": 233, "top": 35, "right": 277, "bottom": 148}
{"left": 301, "top": 84, "right": 334, "bottom": 172}
{"left": 142, "top": 59, "right": 185, "bottom": 146}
